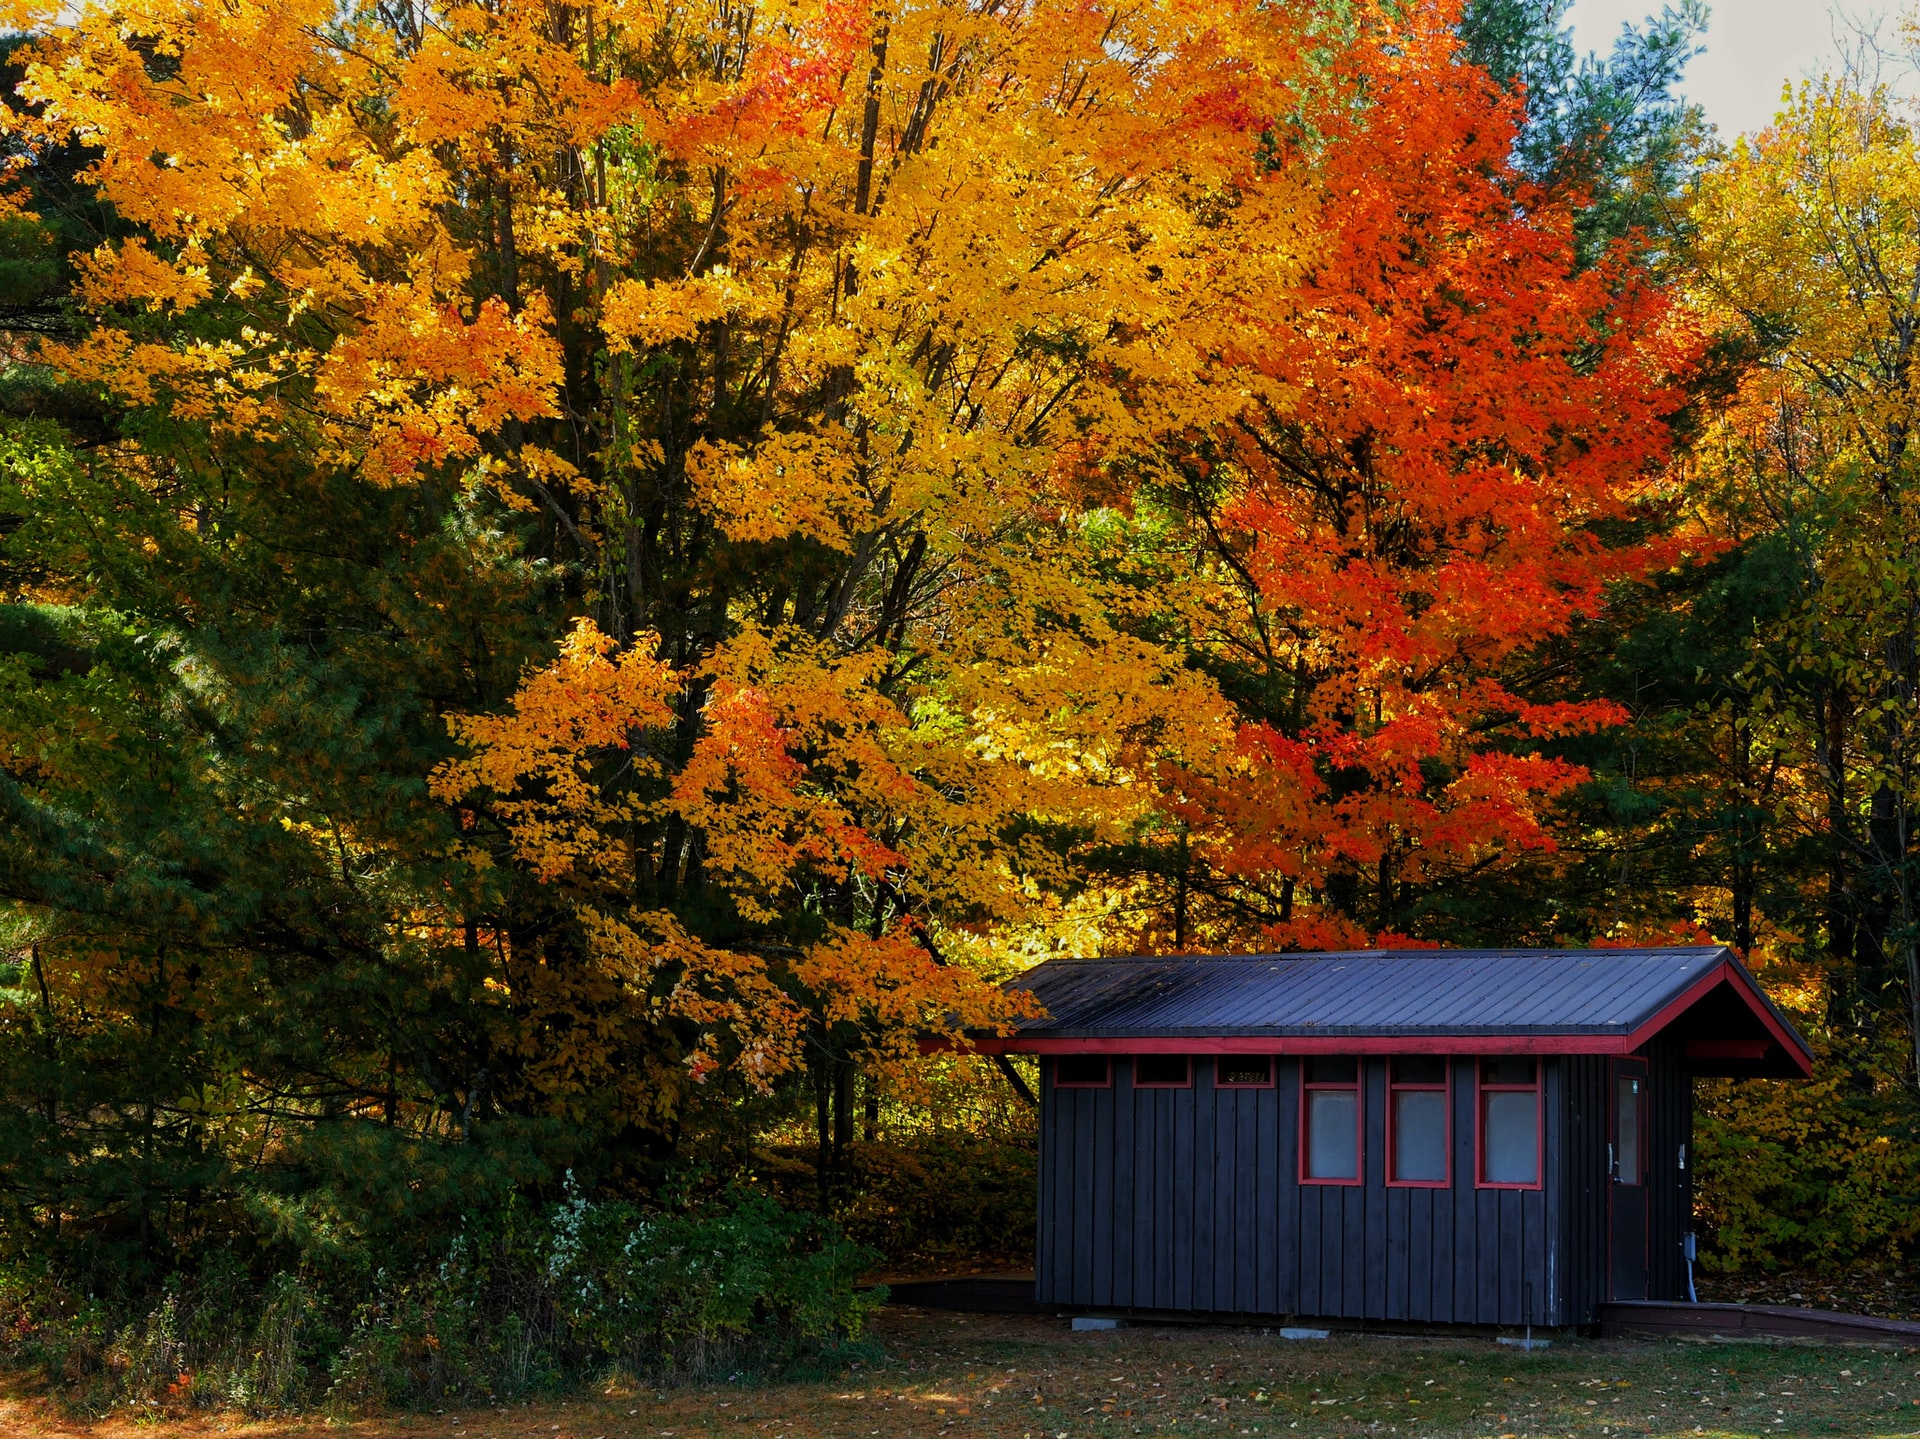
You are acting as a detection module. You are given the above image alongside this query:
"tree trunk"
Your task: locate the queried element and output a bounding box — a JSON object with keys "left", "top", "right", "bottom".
{"left": 813, "top": 1058, "right": 832, "bottom": 1211}
{"left": 832, "top": 1055, "right": 855, "bottom": 1164}
{"left": 1729, "top": 695, "right": 1755, "bottom": 954}
{"left": 1818, "top": 681, "right": 1859, "bottom": 1033}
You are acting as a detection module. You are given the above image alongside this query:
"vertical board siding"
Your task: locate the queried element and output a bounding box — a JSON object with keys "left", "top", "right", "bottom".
{"left": 1406, "top": 1189, "right": 1431, "bottom": 1322}
{"left": 1036, "top": 1053, "right": 1580, "bottom": 1325}
{"left": 1277, "top": 1058, "right": 1301, "bottom": 1310}
{"left": 1166, "top": 1084, "right": 1185, "bottom": 1311}
{"left": 1071, "top": 1084, "right": 1096, "bottom": 1302}
{"left": 1541, "top": 1057, "right": 1565, "bottom": 1325}
{"left": 1397, "top": 1183, "right": 1413, "bottom": 1321}
{"left": 1646, "top": 1038, "right": 1694, "bottom": 1303}
{"left": 1233, "top": 1091, "right": 1258, "bottom": 1311}
{"left": 1451, "top": 1062, "right": 1478, "bottom": 1323}
{"left": 1127, "top": 1085, "right": 1147, "bottom": 1307}
{"left": 1092, "top": 1081, "right": 1115, "bottom": 1307}
{"left": 1298, "top": 1183, "right": 1323, "bottom": 1315}
{"left": 1111, "top": 1079, "right": 1133, "bottom": 1309}
{"left": 1557, "top": 1054, "right": 1610, "bottom": 1327}
{"left": 1154, "top": 1085, "right": 1175, "bottom": 1307}
{"left": 1364, "top": 1059, "right": 1389, "bottom": 1319}
{"left": 1193, "top": 1077, "right": 1214, "bottom": 1310}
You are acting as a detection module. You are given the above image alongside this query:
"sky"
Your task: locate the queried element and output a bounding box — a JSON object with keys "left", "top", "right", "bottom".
{"left": 1564, "top": 0, "right": 1908, "bottom": 137}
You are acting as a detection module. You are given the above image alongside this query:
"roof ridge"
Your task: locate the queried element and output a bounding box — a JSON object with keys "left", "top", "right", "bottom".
{"left": 1053, "top": 945, "right": 1728, "bottom": 964}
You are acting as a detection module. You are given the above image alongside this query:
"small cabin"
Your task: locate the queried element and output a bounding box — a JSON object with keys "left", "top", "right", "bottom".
{"left": 973, "top": 946, "right": 1811, "bottom": 1329}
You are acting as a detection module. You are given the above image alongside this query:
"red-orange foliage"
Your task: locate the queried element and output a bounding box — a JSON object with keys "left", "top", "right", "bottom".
{"left": 1151, "top": 4, "right": 1699, "bottom": 951}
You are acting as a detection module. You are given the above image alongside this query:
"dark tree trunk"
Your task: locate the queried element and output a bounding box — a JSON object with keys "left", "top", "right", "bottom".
{"left": 1729, "top": 696, "right": 1755, "bottom": 955}
{"left": 832, "top": 1056, "right": 855, "bottom": 1164}
{"left": 1819, "top": 681, "right": 1859, "bottom": 1034}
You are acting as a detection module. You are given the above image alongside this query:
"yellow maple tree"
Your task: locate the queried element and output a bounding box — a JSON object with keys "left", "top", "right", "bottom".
{"left": 3, "top": 0, "right": 1329, "bottom": 1151}
{"left": 1686, "top": 54, "right": 1920, "bottom": 1082}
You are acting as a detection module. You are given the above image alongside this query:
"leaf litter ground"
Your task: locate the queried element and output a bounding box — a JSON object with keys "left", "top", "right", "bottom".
{"left": 2, "top": 1307, "right": 1916, "bottom": 1438}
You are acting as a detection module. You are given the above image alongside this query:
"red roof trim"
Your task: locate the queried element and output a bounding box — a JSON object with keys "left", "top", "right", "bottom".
{"left": 956, "top": 1034, "right": 1638, "bottom": 1056}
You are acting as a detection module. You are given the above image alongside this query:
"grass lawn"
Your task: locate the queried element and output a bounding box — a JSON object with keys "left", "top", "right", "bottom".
{"left": 2, "top": 1307, "right": 1915, "bottom": 1439}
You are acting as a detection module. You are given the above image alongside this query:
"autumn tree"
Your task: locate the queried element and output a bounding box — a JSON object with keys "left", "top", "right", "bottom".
{"left": 0, "top": 0, "right": 1328, "bottom": 1259}
{"left": 1097, "top": 3, "right": 1696, "bottom": 953}
{"left": 1683, "top": 58, "right": 1920, "bottom": 1081}
{"left": 1463, "top": 34, "right": 1920, "bottom": 1271}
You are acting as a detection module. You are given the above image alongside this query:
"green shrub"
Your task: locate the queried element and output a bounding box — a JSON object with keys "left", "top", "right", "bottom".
{"left": 543, "top": 1187, "right": 883, "bottom": 1376}
{"left": 0, "top": 1186, "right": 883, "bottom": 1415}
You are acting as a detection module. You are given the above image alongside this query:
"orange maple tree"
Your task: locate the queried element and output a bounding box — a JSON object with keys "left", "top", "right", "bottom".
{"left": 1124, "top": 2, "right": 1700, "bottom": 952}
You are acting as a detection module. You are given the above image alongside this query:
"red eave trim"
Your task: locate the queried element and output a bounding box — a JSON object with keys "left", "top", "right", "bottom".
{"left": 1621, "top": 960, "right": 1813, "bottom": 1077}
{"left": 955, "top": 1033, "right": 1638, "bottom": 1056}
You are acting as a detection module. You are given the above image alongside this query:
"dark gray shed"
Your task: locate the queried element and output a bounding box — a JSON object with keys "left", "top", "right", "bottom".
{"left": 972, "top": 946, "right": 1811, "bottom": 1329}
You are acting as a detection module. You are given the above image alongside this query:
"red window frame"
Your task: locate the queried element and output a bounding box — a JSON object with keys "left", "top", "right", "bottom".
{"left": 1052, "top": 1055, "right": 1111, "bottom": 1089}
{"left": 1299, "top": 1057, "right": 1364, "bottom": 1186}
{"left": 1215, "top": 1056, "right": 1275, "bottom": 1089}
{"left": 1386, "top": 1056, "right": 1451, "bottom": 1188}
{"left": 1133, "top": 1054, "right": 1193, "bottom": 1089}
{"left": 1476, "top": 1057, "right": 1544, "bottom": 1190}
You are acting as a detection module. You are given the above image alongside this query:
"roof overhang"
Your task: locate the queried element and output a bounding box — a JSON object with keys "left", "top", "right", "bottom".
{"left": 944, "top": 954, "right": 1813, "bottom": 1079}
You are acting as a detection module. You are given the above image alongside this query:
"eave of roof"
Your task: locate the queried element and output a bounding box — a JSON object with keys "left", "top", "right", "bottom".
{"left": 957, "top": 946, "right": 1812, "bottom": 1078}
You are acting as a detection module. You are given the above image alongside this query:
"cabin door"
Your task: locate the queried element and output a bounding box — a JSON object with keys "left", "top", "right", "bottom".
{"left": 1608, "top": 1059, "right": 1650, "bottom": 1301}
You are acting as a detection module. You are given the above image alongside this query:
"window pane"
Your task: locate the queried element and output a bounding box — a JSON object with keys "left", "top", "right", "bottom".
{"left": 1393, "top": 1089, "right": 1448, "bottom": 1182}
{"left": 1306, "top": 1056, "right": 1358, "bottom": 1085}
{"left": 1134, "top": 1054, "right": 1189, "bottom": 1087}
{"left": 1218, "top": 1057, "right": 1272, "bottom": 1087}
{"left": 1393, "top": 1055, "right": 1447, "bottom": 1086}
{"left": 1306, "top": 1090, "right": 1358, "bottom": 1179}
{"left": 1055, "top": 1056, "right": 1108, "bottom": 1087}
{"left": 1616, "top": 1074, "right": 1641, "bottom": 1183}
{"left": 1481, "top": 1056, "right": 1536, "bottom": 1086}
{"left": 1483, "top": 1090, "right": 1538, "bottom": 1184}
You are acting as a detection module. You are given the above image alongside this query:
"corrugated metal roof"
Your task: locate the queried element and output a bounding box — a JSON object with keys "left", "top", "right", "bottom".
{"left": 1001, "top": 946, "right": 1789, "bottom": 1042}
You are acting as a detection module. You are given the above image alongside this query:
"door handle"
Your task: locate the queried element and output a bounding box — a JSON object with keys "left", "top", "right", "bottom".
{"left": 1608, "top": 1142, "right": 1615, "bottom": 1178}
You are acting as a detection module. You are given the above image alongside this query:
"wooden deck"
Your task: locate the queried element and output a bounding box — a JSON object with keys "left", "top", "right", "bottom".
{"left": 1601, "top": 1299, "right": 1920, "bottom": 1344}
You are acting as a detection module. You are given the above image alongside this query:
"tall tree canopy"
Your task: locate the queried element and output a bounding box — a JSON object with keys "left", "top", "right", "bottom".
{"left": 0, "top": 0, "right": 1707, "bottom": 1274}
{"left": 0, "top": 0, "right": 1312, "bottom": 1255}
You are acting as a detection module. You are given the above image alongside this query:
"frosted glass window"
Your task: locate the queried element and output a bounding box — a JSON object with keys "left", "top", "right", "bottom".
{"left": 1392, "top": 1090, "right": 1448, "bottom": 1182}
{"left": 1616, "top": 1074, "right": 1642, "bottom": 1183}
{"left": 1482, "top": 1090, "right": 1539, "bottom": 1185}
{"left": 1306, "top": 1089, "right": 1358, "bottom": 1180}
